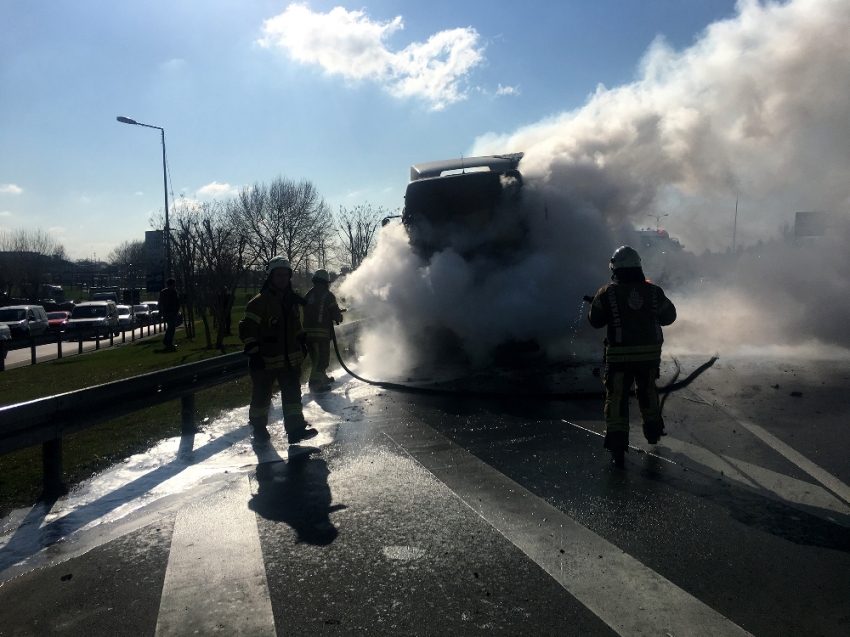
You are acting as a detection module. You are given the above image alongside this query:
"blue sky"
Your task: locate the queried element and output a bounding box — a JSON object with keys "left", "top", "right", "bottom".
{"left": 1, "top": 0, "right": 741, "bottom": 259}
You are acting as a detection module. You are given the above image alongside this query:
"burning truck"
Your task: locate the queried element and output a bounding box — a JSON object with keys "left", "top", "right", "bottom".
{"left": 401, "top": 152, "right": 526, "bottom": 259}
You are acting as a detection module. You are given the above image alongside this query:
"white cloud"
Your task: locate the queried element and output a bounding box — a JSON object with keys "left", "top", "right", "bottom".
{"left": 134, "top": 191, "right": 144, "bottom": 196}
{"left": 0, "top": 211, "right": 12, "bottom": 217}
{"left": 495, "top": 84, "right": 520, "bottom": 97}
{"left": 0, "top": 184, "right": 23, "bottom": 195}
{"left": 163, "top": 58, "right": 186, "bottom": 71}
{"left": 197, "top": 181, "right": 237, "bottom": 198}
{"left": 259, "top": 4, "right": 485, "bottom": 109}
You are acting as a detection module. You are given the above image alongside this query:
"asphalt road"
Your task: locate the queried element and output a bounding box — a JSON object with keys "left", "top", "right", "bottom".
{"left": 2, "top": 324, "right": 166, "bottom": 370}
{"left": 0, "top": 354, "right": 847, "bottom": 636}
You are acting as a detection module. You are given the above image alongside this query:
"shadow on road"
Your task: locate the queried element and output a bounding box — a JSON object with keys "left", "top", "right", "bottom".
{"left": 249, "top": 449, "right": 345, "bottom": 546}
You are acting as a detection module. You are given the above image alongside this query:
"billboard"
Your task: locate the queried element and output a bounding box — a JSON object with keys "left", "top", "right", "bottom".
{"left": 794, "top": 212, "right": 848, "bottom": 237}
{"left": 145, "top": 230, "right": 165, "bottom": 292}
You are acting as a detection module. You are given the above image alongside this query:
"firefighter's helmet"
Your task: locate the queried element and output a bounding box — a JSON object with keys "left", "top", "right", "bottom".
{"left": 265, "top": 256, "right": 292, "bottom": 275}
{"left": 312, "top": 269, "right": 330, "bottom": 283}
{"left": 609, "top": 245, "right": 642, "bottom": 270}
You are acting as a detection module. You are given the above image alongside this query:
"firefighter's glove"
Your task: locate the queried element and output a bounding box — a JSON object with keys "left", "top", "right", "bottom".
{"left": 244, "top": 342, "right": 265, "bottom": 369}
{"left": 297, "top": 333, "right": 309, "bottom": 358}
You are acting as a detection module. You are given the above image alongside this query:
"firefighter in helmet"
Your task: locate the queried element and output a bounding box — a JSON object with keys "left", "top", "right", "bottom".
{"left": 303, "top": 269, "right": 344, "bottom": 392}
{"left": 239, "top": 256, "right": 317, "bottom": 443}
{"left": 587, "top": 246, "right": 677, "bottom": 467}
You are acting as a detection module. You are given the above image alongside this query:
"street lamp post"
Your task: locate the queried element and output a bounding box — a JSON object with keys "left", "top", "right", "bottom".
{"left": 116, "top": 116, "right": 171, "bottom": 281}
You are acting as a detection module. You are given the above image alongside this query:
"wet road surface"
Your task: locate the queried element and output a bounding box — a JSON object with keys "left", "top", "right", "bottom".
{"left": 0, "top": 354, "right": 848, "bottom": 636}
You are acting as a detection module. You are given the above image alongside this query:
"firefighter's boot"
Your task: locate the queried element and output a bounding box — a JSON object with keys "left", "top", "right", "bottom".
{"left": 642, "top": 420, "right": 665, "bottom": 445}
{"left": 309, "top": 378, "right": 331, "bottom": 393}
{"left": 285, "top": 414, "right": 319, "bottom": 444}
{"left": 603, "top": 431, "right": 629, "bottom": 468}
{"left": 250, "top": 418, "right": 271, "bottom": 442}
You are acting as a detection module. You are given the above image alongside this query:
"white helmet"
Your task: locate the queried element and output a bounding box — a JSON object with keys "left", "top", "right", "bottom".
{"left": 265, "top": 256, "right": 292, "bottom": 275}
{"left": 312, "top": 269, "right": 330, "bottom": 283}
{"left": 609, "top": 245, "right": 642, "bottom": 270}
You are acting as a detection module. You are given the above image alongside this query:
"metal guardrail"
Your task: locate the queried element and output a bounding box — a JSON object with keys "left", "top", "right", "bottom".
{"left": 0, "top": 318, "right": 366, "bottom": 499}
{"left": 0, "top": 320, "right": 166, "bottom": 371}
{"left": 0, "top": 351, "right": 249, "bottom": 498}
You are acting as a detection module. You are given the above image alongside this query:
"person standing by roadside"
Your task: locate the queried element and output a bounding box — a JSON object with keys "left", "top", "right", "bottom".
{"left": 158, "top": 278, "right": 181, "bottom": 352}
{"left": 239, "top": 256, "right": 317, "bottom": 443}
{"left": 303, "top": 269, "right": 344, "bottom": 392}
{"left": 587, "top": 246, "right": 677, "bottom": 467}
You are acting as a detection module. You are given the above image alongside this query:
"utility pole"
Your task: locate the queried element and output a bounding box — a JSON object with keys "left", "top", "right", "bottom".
{"left": 647, "top": 213, "right": 668, "bottom": 230}
{"left": 732, "top": 194, "right": 739, "bottom": 253}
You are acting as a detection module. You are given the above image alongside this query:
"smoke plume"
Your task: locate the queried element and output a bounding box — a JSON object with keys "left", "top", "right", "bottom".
{"left": 340, "top": 0, "right": 850, "bottom": 373}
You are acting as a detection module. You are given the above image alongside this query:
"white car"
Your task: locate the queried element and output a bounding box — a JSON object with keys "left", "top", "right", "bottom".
{"left": 117, "top": 305, "right": 136, "bottom": 327}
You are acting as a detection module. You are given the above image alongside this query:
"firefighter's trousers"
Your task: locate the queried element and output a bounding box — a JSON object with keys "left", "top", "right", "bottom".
{"left": 603, "top": 361, "right": 665, "bottom": 441}
{"left": 249, "top": 365, "right": 304, "bottom": 431}
{"left": 306, "top": 337, "right": 331, "bottom": 384}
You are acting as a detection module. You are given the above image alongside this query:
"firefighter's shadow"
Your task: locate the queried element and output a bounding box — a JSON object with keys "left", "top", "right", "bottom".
{"left": 249, "top": 449, "right": 345, "bottom": 546}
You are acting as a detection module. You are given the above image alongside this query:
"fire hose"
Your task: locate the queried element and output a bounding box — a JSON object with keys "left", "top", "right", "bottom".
{"left": 330, "top": 324, "right": 717, "bottom": 409}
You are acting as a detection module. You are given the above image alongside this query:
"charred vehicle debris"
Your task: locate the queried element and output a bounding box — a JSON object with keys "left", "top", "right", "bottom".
{"left": 401, "top": 152, "right": 527, "bottom": 259}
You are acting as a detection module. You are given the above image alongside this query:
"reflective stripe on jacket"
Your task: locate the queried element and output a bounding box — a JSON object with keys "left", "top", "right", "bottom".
{"left": 588, "top": 279, "right": 676, "bottom": 364}
{"left": 302, "top": 285, "right": 343, "bottom": 341}
{"left": 239, "top": 286, "right": 305, "bottom": 369}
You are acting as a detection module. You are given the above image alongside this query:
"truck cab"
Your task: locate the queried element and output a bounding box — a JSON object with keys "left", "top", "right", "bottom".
{"left": 402, "top": 153, "right": 526, "bottom": 259}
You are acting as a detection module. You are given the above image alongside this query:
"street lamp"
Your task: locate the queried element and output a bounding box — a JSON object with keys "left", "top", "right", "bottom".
{"left": 116, "top": 116, "right": 171, "bottom": 281}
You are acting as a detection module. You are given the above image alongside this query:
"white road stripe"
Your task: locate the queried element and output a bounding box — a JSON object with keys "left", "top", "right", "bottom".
{"left": 721, "top": 454, "right": 850, "bottom": 518}
{"left": 644, "top": 432, "right": 850, "bottom": 522}
{"left": 155, "top": 476, "right": 276, "bottom": 637}
{"left": 690, "top": 388, "right": 850, "bottom": 506}
{"left": 379, "top": 410, "right": 752, "bottom": 637}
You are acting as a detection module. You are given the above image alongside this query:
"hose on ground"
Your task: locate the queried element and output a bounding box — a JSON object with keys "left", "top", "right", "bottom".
{"left": 331, "top": 326, "right": 717, "bottom": 404}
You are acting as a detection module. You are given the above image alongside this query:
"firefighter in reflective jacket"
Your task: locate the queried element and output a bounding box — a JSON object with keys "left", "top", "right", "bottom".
{"left": 303, "top": 269, "right": 344, "bottom": 392}
{"left": 239, "top": 256, "right": 317, "bottom": 444}
{"left": 588, "top": 246, "right": 677, "bottom": 467}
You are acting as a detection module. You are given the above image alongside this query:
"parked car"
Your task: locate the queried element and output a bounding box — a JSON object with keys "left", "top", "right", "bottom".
{"left": 133, "top": 304, "right": 151, "bottom": 325}
{"left": 0, "top": 323, "right": 11, "bottom": 358}
{"left": 146, "top": 301, "right": 159, "bottom": 323}
{"left": 116, "top": 304, "right": 136, "bottom": 328}
{"left": 67, "top": 301, "right": 120, "bottom": 337}
{"left": 0, "top": 305, "right": 50, "bottom": 339}
{"left": 47, "top": 311, "right": 71, "bottom": 333}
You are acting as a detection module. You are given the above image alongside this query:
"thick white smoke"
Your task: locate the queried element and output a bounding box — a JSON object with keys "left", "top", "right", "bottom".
{"left": 341, "top": 0, "right": 850, "bottom": 373}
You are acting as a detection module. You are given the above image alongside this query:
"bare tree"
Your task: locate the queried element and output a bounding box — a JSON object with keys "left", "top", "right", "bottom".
{"left": 169, "top": 200, "right": 200, "bottom": 339}
{"left": 107, "top": 239, "right": 145, "bottom": 288}
{"left": 336, "top": 204, "right": 387, "bottom": 271}
{"left": 0, "top": 228, "right": 66, "bottom": 300}
{"left": 232, "top": 177, "right": 331, "bottom": 276}
{"left": 196, "top": 201, "right": 249, "bottom": 349}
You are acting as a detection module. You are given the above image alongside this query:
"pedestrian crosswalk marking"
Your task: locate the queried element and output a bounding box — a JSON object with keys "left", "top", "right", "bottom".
{"left": 565, "top": 418, "right": 850, "bottom": 525}
{"left": 379, "top": 409, "right": 754, "bottom": 637}
{"left": 154, "top": 475, "right": 277, "bottom": 636}
{"left": 691, "top": 388, "right": 850, "bottom": 507}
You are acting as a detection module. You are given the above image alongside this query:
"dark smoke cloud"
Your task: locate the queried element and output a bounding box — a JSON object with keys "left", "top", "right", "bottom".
{"left": 341, "top": 0, "right": 850, "bottom": 371}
